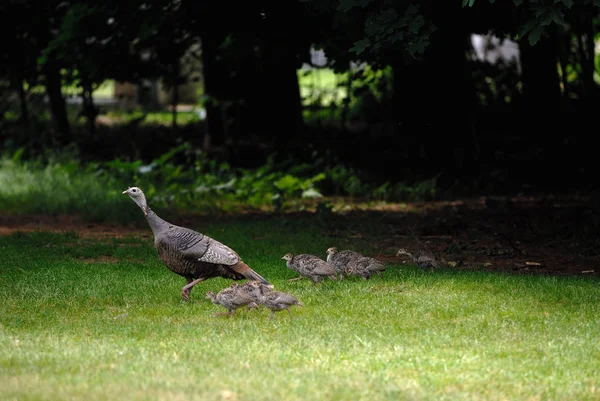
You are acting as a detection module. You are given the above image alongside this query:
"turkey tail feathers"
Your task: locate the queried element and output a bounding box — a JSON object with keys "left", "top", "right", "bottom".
{"left": 231, "top": 261, "right": 271, "bottom": 285}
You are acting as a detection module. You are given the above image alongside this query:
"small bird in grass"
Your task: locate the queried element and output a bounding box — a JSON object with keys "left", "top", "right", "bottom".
{"left": 122, "top": 186, "right": 270, "bottom": 301}
{"left": 345, "top": 256, "right": 386, "bottom": 280}
{"left": 396, "top": 248, "right": 439, "bottom": 270}
{"left": 235, "top": 281, "right": 273, "bottom": 304}
{"left": 205, "top": 285, "right": 259, "bottom": 317}
{"left": 246, "top": 280, "right": 304, "bottom": 320}
{"left": 281, "top": 253, "right": 337, "bottom": 286}
{"left": 326, "top": 247, "right": 363, "bottom": 280}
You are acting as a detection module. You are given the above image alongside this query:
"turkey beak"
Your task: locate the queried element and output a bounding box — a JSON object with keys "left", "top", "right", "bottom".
{"left": 122, "top": 188, "right": 130, "bottom": 194}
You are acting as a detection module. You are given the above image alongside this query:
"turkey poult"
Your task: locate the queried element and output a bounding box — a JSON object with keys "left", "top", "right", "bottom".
{"left": 396, "top": 248, "right": 439, "bottom": 269}
{"left": 236, "top": 281, "right": 273, "bottom": 303}
{"left": 205, "top": 285, "right": 259, "bottom": 317}
{"left": 345, "top": 256, "right": 386, "bottom": 280}
{"left": 123, "top": 186, "right": 270, "bottom": 301}
{"left": 325, "top": 247, "right": 363, "bottom": 280}
{"left": 281, "top": 253, "right": 337, "bottom": 285}
{"left": 246, "top": 281, "right": 304, "bottom": 320}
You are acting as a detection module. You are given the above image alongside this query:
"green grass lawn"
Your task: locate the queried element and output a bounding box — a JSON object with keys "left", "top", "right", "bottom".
{"left": 1, "top": 217, "right": 599, "bottom": 401}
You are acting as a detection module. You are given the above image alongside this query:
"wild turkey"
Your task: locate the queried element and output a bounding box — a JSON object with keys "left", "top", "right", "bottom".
{"left": 345, "top": 256, "right": 386, "bottom": 280}
{"left": 123, "top": 186, "right": 270, "bottom": 301}
{"left": 396, "top": 248, "right": 439, "bottom": 269}
{"left": 205, "top": 284, "right": 259, "bottom": 316}
{"left": 326, "top": 247, "right": 363, "bottom": 280}
{"left": 246, "top": 280, "right": 304, "bottom": 320}
{"left": 281, "top": 253, "right": 337, "bottom": 285}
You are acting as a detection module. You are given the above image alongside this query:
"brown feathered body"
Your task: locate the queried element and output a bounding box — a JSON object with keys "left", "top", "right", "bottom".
{"left": 345, "top": 256, "right": 386, "bottom": 280}
{"left": 326, "top": 247, "right": 363, "bottom": 279}
{"left": 154, "top": 225, "right": 259, "bottom": 281}
{"left": 206, "top": 285, "right": 258, "bottom": 315}
{"left": 282, "top": 253, "right": 337, "bottom": 285}
{"left": 246, "top": 281, "right": 303, "bottom": 320}
{"left": 397, "top": 248, "right": 438, "bottom": 269}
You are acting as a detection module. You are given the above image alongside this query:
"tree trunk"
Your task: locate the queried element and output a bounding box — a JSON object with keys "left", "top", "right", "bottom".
{"left": 171, "top": 60, "right": 179, "bottom": 130}
{"left": 15, "top": 77, "right": 29, "bottom": 127}
{"left": 578, "top": 16, "right": 597, "bottom": 98}
{"left": 199, "top": 34, "right": 226, "bottom": 149}
{"left": 519, "top": 36, "right": 561, "bottom": 113}
{"left": 80, "top": 79, "right": 97, "bottom": 138}
{"left": 519, "top": 31, "right": 562, "bottom": 172}
{"left": 392, "top": 2, "right": 475, "bottom": 174}
{"left": 339, "top": 62, "right": 353, "bottom": 132}
{"left": 43, "top": 59, "right": 72, "bottom": 144}
{"left": 519, "top": 33, "right": 561, "bottom": 137}
{"left": 556, "top": 26, "right": 570, "bottom": 97}
{"left": 34, "top": 0, "right": 72, "bottom": 144}
{"left": 242, "top": 36, "right": 304, "bottom": 150}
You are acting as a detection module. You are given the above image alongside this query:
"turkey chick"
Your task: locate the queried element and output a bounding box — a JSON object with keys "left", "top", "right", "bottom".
{"left": 246, "top": 280, "right": 304, "bottom": 320}
{"left": 205, "top": 285, "right": 258, "bottom": 317}
{"left": 326, "top": 247, "right": 363, "bottom": 280}
{"left": 396, "top": 248, "right": 439, "bottom": 270}
{"left": 281, "top": 253, "right": 337, "bottom": 286}
{"left": 345, "top": 256, "right": 386, "bottom": 280}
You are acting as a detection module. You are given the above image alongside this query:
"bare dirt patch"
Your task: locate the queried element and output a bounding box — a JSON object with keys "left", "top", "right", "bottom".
{"left": 361, "top": 194, "right": 600, "bottom": 277}
{"left": 0, "top": 214, "right": 150, "bottom": 239}
{"left": 1, "top": 193, "right": 598, "bottom": 277}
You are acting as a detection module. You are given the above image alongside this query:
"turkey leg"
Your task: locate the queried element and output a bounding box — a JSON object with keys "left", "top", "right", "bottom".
{"left": 181, "top": 277, "right": 205, "bottom": 301}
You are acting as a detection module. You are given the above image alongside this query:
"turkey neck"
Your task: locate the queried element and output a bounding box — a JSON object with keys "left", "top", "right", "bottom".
{"left": 134, "top": 194, "right": 169, "bottom": 236}
{"left": 144, "top": 208, "right": 170, "bottom": 236}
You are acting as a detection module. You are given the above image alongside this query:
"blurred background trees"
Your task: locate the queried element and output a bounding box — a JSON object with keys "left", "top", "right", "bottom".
{"left": 1, "top": 0, "right": 599, "bottom": 204}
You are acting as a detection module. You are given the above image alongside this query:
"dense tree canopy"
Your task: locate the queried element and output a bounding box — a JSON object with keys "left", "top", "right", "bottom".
{"left": 1, "top": 0, "right": 599, "bottom": 189}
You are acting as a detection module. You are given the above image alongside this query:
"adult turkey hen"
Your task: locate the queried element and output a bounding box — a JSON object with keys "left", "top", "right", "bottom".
{"left": 123, "top": 186, "right": 270, "bottom": 301}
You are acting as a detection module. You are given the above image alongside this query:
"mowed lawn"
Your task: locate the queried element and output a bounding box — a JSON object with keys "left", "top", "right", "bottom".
{"left": 1, "top": 217, "right": 599, "bottom": 401}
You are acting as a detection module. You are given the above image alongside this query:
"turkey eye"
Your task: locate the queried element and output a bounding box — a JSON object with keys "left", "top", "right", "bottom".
{"left": 132, "top": 189, "right": 137, "bottom": 192}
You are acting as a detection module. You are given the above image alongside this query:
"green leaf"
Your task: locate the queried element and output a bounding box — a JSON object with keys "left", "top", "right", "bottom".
{"left": 408, "top": 40, "right": 427, "bottom": 55}
{"left": 275, "top": 175, "right": 300, "bottom": 191}
{"left": 380, "top": 8, "right": 398, "bottom": 23}
{"left": 536, "top": 7, "right": 565, "bottom": 26}
{"left": 514, "top": 0, "right": 524, "bottom": 5}
{"left": 462, "top": 0, "right": 476, "bottom": 6}
{"left": 389, "top": 32, "right": 404, "bottom": 43}
{"left": 405, "top": 4, "right": 418, "bottom": 15}
{"left": 11, "top": 147, "right": 25, "bottom": 162}
{"left": 560, "top": 0, "right": 574, "bottom": 8}
{"left": 356, "top": 0, "right": 373, "bottom": 7}
{"left": 528, "top": 25, "right": 545, "bottom": 45}
{"left": 311, "top": 172, "right": 327, "bottom": 183}
{"left": 337, "top": 0, "right": 372, "bottom": 11}
{"left": 37, "top": 54, "right": 47, "bottom": 66}
{"left": 517, "top": 19, "right": 538, "bottom": 38}
{"left": 337, "top": 0, "right": 354, "bottom": 12}
{"left": 409, "top": 15, "right": 424, "bottom": 34}
{"left": 349, "top": 38, "right": 371, "bottom": 55}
